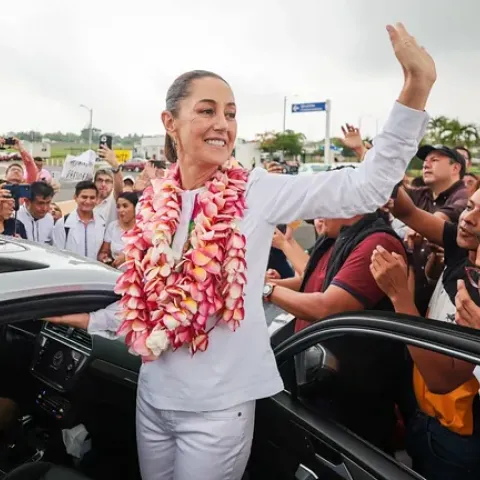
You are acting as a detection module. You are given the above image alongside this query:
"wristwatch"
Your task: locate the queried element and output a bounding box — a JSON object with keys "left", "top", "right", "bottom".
{"left": 111, "top": 166, "right": 121, "bottom": 174}
{"left": 263, "top": 283, "right": 275, "bottom": 301}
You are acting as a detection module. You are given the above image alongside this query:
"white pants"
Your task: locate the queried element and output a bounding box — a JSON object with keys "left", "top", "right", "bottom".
{"left": 136, "top": 393, "right": 255, "bottom": 480}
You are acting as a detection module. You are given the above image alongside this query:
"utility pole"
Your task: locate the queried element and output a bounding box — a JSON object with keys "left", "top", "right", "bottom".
{"left": 324, "top": 99, "right": 332, "bottom": 165}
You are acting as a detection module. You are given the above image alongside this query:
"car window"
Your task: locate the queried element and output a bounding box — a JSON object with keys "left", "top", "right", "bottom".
{"left": 280, "top": 330, "right": 480, "bottom": 478}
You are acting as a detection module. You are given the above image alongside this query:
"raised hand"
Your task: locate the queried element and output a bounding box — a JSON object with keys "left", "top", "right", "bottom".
{"left": 341, "top": 124, "right": 363, "bottom": 150}
{"left": 98, "top": 145, "right": 119, "bottom": 169}
{"left": 387, "top": 22, "right": 436, "bottom": 85}
{"left": 341, "top": 124, "right": 366, "bottom": 159}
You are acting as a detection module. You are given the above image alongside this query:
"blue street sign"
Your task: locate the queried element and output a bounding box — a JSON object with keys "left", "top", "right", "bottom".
{"left": 291, "top": 102, "right": 326, "bottom": 113}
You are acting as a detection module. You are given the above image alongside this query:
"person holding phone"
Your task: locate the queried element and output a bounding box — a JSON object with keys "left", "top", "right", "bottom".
{"left": 0, "top": 184, "right": 27, "bottom": 238}
{"left": 97, "top": 192, "right": 138, "bottom": 269}
{"left": 16, "top": 182, "right": 55, "bottom": 244}
{"left": 94, "top": 142, "right": 124, "bottom": 226}
{"left": 0, "top": 138, "right": 38, "bottom": 184}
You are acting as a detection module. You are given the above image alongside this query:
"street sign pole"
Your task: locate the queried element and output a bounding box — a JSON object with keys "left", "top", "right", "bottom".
{"left": 324, "top": 99, "right": 331, "bottom": 165}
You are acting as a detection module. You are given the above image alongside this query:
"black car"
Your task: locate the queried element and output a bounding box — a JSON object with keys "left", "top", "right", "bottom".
{"left": 1, "top": 237, "right": 480, "bottom": 479}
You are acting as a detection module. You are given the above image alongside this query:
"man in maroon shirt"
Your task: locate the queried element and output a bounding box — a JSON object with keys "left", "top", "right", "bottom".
{"left": 264, "top": 210, "right": 407, "bottom": 453}
{"left": 265, "top": 214, "right": 406, "bottom": 327}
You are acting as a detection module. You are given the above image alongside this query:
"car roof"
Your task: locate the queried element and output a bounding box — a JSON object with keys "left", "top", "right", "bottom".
{"left": 0, "top": 237, "right": 119, "bottom": 302}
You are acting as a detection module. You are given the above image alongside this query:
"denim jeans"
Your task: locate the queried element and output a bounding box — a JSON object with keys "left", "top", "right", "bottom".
{"left": 405, "top": 411, "right": 480, "bottom": 480}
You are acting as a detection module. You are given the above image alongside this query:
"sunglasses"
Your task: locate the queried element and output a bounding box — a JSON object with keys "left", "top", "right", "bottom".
{"left": 465, "top": 266, "right": 480, "bottom": 289}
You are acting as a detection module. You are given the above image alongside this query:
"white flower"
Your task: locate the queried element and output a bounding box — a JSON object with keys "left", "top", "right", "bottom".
{"left": 145, "top": 328, "right": 170, "bottom": 357}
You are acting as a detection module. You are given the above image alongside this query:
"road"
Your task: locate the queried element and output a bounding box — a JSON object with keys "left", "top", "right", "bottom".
{"left": 51, "top": 168, "right": 317, "bottom": 250}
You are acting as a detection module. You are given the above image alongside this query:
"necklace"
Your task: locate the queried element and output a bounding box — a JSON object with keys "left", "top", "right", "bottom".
{"left": 115, "top": 160, "right": 249, "bottom": 362}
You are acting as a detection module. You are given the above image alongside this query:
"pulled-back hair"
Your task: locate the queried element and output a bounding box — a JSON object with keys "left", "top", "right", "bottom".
{"left": 164, "top": 70, "right": 229, "bottom": 163}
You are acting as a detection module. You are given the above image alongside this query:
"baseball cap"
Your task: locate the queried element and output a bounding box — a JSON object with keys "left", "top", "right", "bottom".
{"left": 416, "top": 145, "right": 466, "bottom": 177}
{"left": 123, "top": 176, "right": 134, "bottom": 185}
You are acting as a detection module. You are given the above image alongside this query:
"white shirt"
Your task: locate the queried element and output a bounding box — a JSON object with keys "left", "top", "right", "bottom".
{"left": 94, "top": 194, "right": 117, "bottom": 226}
{"left": 52, "top": 209, "right": 106, "bottom": 260}
{"left": 88, "top": 101, "right": 429, "bottom": 412}
{"left": 16, "top": 205, "right": 54, "bottom": 244}
{"left": 104, "top": 220, "right": 126, "bottom": 258}
{"left": 427, "top": 273, "right": 456, "bottom": 324}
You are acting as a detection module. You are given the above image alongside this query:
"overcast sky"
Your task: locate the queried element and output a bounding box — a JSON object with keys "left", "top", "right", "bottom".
{"left": 1, "top": 0, "right": 478, "bottom": 141}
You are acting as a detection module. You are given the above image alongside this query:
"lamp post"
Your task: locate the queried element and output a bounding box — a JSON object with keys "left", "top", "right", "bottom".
{"left": 80, "top": 104, "right": 93, "bottom": 150}
{"left": 283, "top": 94, "right": 299, "bottom": 132}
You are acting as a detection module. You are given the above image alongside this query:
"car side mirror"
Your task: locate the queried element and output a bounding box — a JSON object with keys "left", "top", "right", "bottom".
{"left": 294, "top": 344, "right": 339, "bottom": 395}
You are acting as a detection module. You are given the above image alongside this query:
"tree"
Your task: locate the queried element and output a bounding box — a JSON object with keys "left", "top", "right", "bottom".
{"left": 256, "top": 131, "right": 277, "bottom": 157}
{"left": 256, "top": 130, "right": 305, "bottom": 157}
{"left": 275, "top": 130, "right": 305, "bottom": 156}
{"left": 425, "top": 116, "right": 479, "bottom": 148}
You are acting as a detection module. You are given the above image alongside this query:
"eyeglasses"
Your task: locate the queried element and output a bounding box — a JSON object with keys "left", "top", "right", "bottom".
{"left": 465, "top": 266, "right": 480, "bottom": 289}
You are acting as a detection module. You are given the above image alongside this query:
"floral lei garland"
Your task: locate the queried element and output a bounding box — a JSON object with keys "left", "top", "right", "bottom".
{"left": 114, "top": 159, "right": 249, "bottom": 362}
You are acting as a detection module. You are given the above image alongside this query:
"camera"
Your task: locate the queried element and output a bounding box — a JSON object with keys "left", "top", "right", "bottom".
{"left": 4, "top": 137, "right": 15, "bottom": 146}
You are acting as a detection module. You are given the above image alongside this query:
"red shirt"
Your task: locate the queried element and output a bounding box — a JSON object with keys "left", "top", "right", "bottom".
{"left": 295, "top": 232, "right": 406, "bottom": 332}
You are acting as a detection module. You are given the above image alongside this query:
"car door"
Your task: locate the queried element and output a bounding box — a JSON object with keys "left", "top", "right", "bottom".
{"left": 249, "top": 311, "right": 480, "bottom": 480}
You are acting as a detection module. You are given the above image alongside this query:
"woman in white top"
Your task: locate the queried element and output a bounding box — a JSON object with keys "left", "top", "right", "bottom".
{"left": 46, "top": 24, "right": 436, "bottom": 480}
{"left": 97, "top": 192, "right": 138, "bottom": 268}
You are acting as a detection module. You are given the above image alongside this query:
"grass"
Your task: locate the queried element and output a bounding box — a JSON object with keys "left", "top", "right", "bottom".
{"left": 50, "top": 143, "right": 133, "bottom": 160}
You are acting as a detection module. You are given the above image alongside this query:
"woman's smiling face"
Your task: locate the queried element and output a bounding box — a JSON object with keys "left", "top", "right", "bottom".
{"left": 163, "top": 76, "right": 237, "bottom": 169}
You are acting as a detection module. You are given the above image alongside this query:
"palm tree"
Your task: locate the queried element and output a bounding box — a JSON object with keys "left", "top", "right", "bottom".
{"left": 425, "top": 117, "right": 479, "bottom": 148}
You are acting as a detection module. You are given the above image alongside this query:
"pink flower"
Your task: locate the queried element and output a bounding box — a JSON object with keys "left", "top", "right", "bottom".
{"left": 114, "top": 159, "right": 249, "bottom": 361}
{"left": 191, "top": 333, "right": 209, "bottom": 354}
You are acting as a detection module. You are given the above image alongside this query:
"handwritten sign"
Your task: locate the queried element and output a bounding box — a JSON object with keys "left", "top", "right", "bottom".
{"left": 61, "top": 150, "right": 96, "bottom": 182}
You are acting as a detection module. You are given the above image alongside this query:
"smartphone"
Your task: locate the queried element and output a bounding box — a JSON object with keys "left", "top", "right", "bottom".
{"left": 3, "top": 183, "right": 31, "bottom": 199}
{"left": 4, "top": 137, "right": 15, "bottom": 146}
{"left": 99, "top": 134, "right": 113, "bottom": 150}
{"left": 277, "top": 224, "right": 287, "bottom": 234}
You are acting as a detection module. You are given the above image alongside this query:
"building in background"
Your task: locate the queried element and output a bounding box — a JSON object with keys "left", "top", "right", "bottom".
{"left": 23, "top": 141, "right": 51, "bottom": 159}
{"left": 133, "top": 135, "right": 166, "bottom": 160}
{"left": 233, "top": 139, "right": 261, "bottom": 170}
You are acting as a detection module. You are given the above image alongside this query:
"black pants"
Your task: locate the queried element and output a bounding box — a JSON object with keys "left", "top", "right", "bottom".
{"left": 406, "top": 410, "right": 480, "bottom": 480}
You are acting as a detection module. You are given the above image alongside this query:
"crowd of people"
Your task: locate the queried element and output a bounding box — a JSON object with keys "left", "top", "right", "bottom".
{"left": 0, "top": 22, "right": 480, "bottom": 480}
{"left": 264, "top": 139, "right": 480, "bottom": 479}
{"left": 0, "top": 139, "right": 166, "bottom": 268}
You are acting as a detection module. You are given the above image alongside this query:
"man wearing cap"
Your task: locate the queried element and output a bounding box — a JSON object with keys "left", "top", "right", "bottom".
{"left": 405, "top": 145, "right": 468, "bottom": 315}
{"left": 94, "top": 146, "right": 123, "bottom": 226}
{"left": 123, "top": 176, "right": 135, "bottom": 193}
